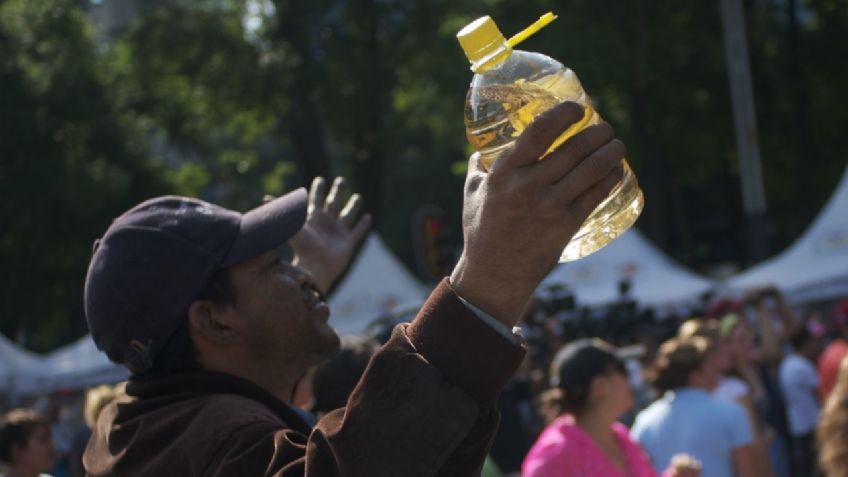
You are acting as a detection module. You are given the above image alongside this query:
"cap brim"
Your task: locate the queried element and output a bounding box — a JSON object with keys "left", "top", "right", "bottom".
{"left": 222, "top": 188, "right": 308, "bottom": 267}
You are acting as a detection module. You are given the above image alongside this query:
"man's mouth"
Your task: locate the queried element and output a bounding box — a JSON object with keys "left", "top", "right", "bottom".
{"left": 301, "top": 281, "right": 325, "bottom": 310}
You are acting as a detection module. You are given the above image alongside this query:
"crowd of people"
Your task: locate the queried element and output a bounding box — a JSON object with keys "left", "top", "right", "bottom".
{"left": 4, "top": 288, "right": 848, "bottom": 477}
{"left": 475, "top": 287, "right": 848, "bottom": 477}
{"left": 1, "top": 103, "right": 847, "bottom": 477}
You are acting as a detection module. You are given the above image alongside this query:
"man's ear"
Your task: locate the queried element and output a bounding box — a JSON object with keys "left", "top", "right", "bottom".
{"left": 187, "top": 300, "right": 240, "bottom": 345}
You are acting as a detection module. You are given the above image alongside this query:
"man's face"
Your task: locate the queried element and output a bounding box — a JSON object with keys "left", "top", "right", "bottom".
{"left": 729, "top": 323, "right": 757, "bottom": 364}
{"left": 14, "top": 425, "right": 54, "bottom": 471}
{"left": 226, "top": 251, "right": 340, "bottom": 369}
{"left": 695, "top": 349, "right": 723, "bottom": 391}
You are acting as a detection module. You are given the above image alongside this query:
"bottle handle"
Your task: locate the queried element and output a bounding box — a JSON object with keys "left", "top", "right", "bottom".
{"left": 506, "top": 12, "right": 558, "bottom": 48}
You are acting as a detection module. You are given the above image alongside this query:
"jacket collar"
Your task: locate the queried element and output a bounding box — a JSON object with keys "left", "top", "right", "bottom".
{"left": 127, "top": 370, "right": 314, "bottom": 434}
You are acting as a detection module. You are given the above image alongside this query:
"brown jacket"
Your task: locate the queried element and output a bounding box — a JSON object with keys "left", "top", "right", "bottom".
{"left": 83, "top": 279, "right": 526, "bottom": 477}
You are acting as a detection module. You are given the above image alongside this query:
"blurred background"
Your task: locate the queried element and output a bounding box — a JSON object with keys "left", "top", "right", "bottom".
{"left": 1, "top": 0, "right": 847, "bottom": 351}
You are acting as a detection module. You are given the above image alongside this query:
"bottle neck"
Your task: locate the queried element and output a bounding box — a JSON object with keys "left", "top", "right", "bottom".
{"left": 471, "top": 43, "right": 512, "bottom": 73}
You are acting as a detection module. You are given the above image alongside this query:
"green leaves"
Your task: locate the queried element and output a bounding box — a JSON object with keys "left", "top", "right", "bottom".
{"left": 3, "top": 0, "right": 848, "bottom": 350}
{"left": 0, "top": 0, "right": 165, "bottom": 350}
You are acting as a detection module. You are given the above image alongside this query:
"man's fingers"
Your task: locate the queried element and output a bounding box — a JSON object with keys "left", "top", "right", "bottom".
{"left": 501, "top": 102, "right": 585, "bottom": 169}
{"left": 552, "top": 138, "right": 625, "bottom": 204}
{"left": 537, "top": 122, "right": 615, "bottom": 183}
{"left": 324, "top": 177, "right": 347, "bottom": 215}
{"left": 349, "top": 214, "right": 372, "bottom": 245}
{"left": 339, "top": 193, "right": 364, "bottom": 228}
{"left": 570, "top": 164, "right": 624, "bottom": 221}
{"left": 308, "top": 177, "right": 328, "bottom": 213}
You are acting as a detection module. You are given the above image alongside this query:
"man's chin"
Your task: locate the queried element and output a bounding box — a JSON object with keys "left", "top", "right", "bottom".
{"left": 312, "top": 326, "right": 341, "bottom": 359}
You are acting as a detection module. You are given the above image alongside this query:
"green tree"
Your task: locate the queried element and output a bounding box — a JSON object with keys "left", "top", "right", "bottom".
{"left": 111, "top": 1, "right": 296, "bottom": 209}
{"left": 5, "top": 0, "right": 848, "bottom": 351}
{"left": 0, "top": 0, "right": 165, "bottom": 350}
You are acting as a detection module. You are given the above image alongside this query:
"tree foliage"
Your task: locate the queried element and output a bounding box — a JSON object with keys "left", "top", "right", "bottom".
{"left": 2, "top": 0, "right": 847, "bottom": 349}
{"left": 0, "top": 0, "right": 165, "bottom": 350}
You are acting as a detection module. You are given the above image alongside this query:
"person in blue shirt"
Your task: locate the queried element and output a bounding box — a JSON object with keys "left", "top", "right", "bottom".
{"left": 631, "top": 336, "right": 758, "bottom": 477}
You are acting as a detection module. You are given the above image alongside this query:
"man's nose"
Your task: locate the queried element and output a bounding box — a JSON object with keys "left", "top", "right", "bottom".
{"left": 291, "top": 265, "right": 315, "bottom": 286}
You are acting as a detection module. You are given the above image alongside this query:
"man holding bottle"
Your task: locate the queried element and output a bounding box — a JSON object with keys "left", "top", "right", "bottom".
{"left": 82, "top": 101, "right": 624, "bottom": 476}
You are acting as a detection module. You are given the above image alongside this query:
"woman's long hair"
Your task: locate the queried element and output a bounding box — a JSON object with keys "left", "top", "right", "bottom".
{"left": 819, "top": 356, "right": 848, "bottom": 477}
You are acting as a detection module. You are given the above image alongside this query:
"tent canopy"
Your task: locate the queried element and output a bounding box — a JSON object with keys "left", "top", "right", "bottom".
{"left": 0, "top": 334, "right": 47, "bottom": 397}
{"left": 541, "top": 228, "right": 717, "bottom": 308}
{"left": 0, "top": 333, "right": 42, "bottom": 371}
{"left": 729, "top": 165, "right": 848, "bottom": 303}
{"left": 328, "top": 233, "right": 429, "bottom": 335}
{"left": 18, "top": 335, "right": 129, "bottom": 395}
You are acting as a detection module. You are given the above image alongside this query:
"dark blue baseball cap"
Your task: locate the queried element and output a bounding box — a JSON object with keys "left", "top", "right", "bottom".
{"left": 84, "top": 189, "right": 307, "bottom": 373}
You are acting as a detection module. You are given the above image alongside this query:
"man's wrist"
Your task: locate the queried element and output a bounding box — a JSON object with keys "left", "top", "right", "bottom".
{"left": 449, "top": 254, "right": 531, "bottom": 328}
{"left": 453, "top": 292, "right": 525, "bottom": 346}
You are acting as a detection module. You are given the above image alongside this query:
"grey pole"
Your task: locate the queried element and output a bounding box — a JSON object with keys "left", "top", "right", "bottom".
{"left": 719, "top": 0, "right": 768, "bottom": 263}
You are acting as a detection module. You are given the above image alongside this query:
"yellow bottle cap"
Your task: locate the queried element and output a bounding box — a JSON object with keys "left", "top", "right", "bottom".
{"left": 456, "top": 16, "right": 509, "bottom": 72}
{"left": 457, "top": 13, "right": 558, "bottom": 72}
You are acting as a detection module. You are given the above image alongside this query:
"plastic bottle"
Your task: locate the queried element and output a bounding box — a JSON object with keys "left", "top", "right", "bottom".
{"left": 457, "top": 13, "right": 644, "bottom": 261}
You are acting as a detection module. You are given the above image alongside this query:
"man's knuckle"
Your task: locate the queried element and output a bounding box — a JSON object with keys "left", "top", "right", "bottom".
{"left": 598, "top": 122, "right": 615, "bottom": 141}
{"left": 566, "top": 101, "right": 584, "bottom": 118}
{"left": 593, "top": 143, "right": 624, "bottom": 175}
{"left": 589, "top": 156, "right": 609, "bottom": 178}
{"left": 568, "top": 134, "right": 590, "bottom": 160}
{"left": 612, "top": 139, "right": 626, "bottom": 159}
{"left": 612, "top": 163, "right": 625, "bottom": 182}
{"left": 528, "top": 122, "right": 556, "bottom": 146}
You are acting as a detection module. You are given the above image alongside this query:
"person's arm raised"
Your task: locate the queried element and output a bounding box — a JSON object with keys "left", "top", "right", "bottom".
{"left": 450, "top": 101, "right": 625, "bottom": 327}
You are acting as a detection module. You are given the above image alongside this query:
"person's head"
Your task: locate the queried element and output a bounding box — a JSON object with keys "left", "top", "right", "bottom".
{"left": 84, "top": 189, "right": 339, "bottom": 393}
{"left": 818, "top": 356, "right": 848, "bottom": 477}
{"left": 649, "top": 336, "right": 722, "bottom": 393}
{"left": 541, "top": 338, "right": 633, "bottom": 422}
{"left": 0, "top": 409, "right": 54, "bottom": 472}
{"left": 718, "top": 314, "right": 757, "bottom": 368}
{"left": 704, "top": 298, "right": 743, "bottom": 320}
{"left": 790, "top": 327, "right": 820, "bottom": 360}
{"left": 678, "top": 317, "right": 731, "bottom": 373}
{"left": 84, "top": 383, "right": 126, "bottom": 429}
{"left": 831, "top": 300, "right": 848, "bottom": 340}
{"left": 311, "top": 335, "right": 380, "bottom": 416}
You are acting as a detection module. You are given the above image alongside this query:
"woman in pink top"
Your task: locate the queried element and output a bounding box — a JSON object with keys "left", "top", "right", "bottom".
{"left": 522, "top": 339, "right": 699, "bottom": 477}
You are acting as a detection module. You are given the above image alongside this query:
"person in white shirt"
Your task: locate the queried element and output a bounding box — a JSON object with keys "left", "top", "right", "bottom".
{"left": 779, "top": 327, "right": 822, "bottom": 477}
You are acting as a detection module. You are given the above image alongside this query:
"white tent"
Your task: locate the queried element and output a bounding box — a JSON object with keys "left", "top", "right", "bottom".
{"left": 328, "top": 233, "right": 429, "bottom": 335}
{"left": 28, "top": 335, "right": 128, "bottom": 393}
{"left": 729, "top": 165, "right": 848, "bottom": 303}
{"left": 0, "top": 333, "right": 48, "bottom": 399}
{"left": 541, "top": 228, "right": 717, "bottom": 307}
{"left": 0, "top": 333, "right": 43, "bottom": 373}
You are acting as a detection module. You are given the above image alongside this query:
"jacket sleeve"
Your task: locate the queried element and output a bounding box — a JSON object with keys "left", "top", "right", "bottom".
{"left": 205, "top": 278, "right": 526, "bottom": 477}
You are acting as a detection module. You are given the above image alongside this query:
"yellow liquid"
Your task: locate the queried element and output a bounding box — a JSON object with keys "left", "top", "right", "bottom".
{"left": 464, "top": 71, "right": 644, "bottom": 261}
